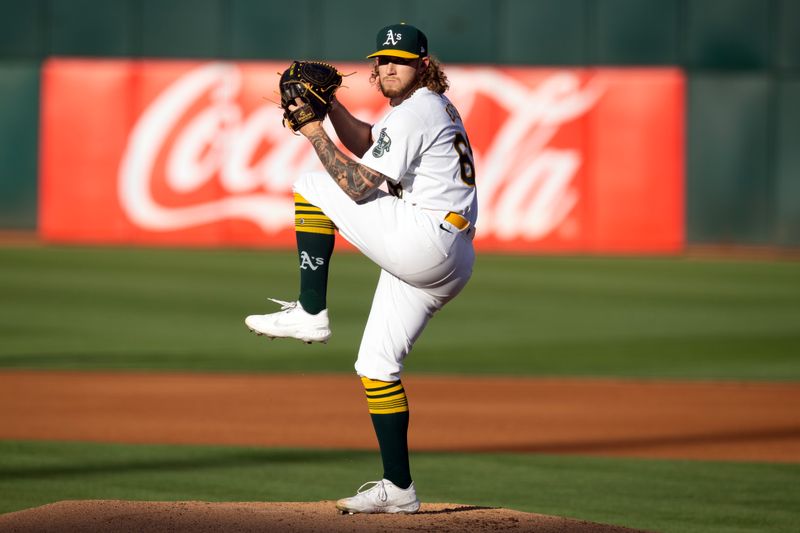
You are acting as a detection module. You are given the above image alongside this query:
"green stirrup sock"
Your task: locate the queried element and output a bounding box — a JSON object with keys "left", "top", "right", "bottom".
{"left": 294, "top": 193, "right": 335, "bottom": 315}
{"left": 362, "top": 377, "right": 413, "bottom": 489}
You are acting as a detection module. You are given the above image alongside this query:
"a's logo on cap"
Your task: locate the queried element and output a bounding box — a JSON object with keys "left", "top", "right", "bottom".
{"left": 383, "top": 30, "right": 402, "bottom": 46}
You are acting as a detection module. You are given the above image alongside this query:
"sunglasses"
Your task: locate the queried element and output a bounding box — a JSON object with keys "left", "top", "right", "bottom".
{"left": 376, "top": 56, "right": 420, "bottom": 67}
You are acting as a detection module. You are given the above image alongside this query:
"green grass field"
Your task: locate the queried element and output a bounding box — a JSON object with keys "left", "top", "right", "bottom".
{"left": 1, "top": 441, "right": 798, "bottom": 533}
{"left": 1, "top": 245, "right": 798, "bottom": 378}
{"left": 1, "top": 245, "right": 799, "bottom": 532}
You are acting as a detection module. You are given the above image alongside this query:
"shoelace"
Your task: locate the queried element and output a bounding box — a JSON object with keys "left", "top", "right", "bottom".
{"left": 357, "top": 480, "right": 388, "bottom": 502}
{"left": 268, "top": 298, "right": 296, "bottom": 311}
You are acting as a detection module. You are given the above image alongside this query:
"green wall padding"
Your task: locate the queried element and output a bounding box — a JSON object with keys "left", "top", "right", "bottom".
{"left": 49, "top": 0, "right": 136, "bottom": 57}
{"left": 410, "top": 0, "right": 498, "bottom": 63}
{"left": 499, "top": 0, "right": 587, "bottom": 65}
{"left": 775, "top": 81, "right": 800, "bottom": 246}
{"left": 319, "top": 2, "right": 409, "bottom": 61}
{"left": 141, "top": 0, "right": 227, "bottom": 59}
{"left": 0, "top": 63, "right": 39, "bottom": 229}
{"left": 685, "top": 0, "right": 771, "bottom": 69}
{"left": 595, "top": 0, "right": 680, "bottom": 65}
{"left": 777, "top": 0, "right": 800, "bottom": 70}
{"left": 0, "top": 0, "right": 44, "bottom": 59}
{"left": 687, "top": 75, "right": 772, "bottom": 244}
{"left": 230, "top": 0, "right": 313, "bottom": 59}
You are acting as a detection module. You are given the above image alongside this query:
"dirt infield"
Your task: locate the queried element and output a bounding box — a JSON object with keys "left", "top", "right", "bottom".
{"left": 1, "top": 370, "right": 799, "bottom": 462}
{"left": 1, "top": 370, "right": 797, "bottom": 531}
{"left": 0, "top": 500, "right": 653, "bottom": 532}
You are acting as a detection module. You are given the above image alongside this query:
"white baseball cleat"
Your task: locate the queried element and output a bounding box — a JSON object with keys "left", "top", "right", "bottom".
{"left": 335, "top": 479, "right": 420, "bottom": 514}
{"left": 245, "top": 298, "right": 331, "bottom": 344}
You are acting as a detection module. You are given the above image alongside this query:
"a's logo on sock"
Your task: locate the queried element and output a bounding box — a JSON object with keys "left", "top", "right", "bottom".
{"left": 300, "top": 251, "right": 325, "bottom": 271}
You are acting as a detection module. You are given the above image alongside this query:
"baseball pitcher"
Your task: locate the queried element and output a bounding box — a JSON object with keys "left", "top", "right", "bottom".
{"left": 246, "top": 23, "right": 477, "bottom": 514}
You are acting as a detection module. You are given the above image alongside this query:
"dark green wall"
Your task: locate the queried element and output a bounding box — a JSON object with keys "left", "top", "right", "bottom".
{"left": 0, "top": 63, "right": 39, "bottom": 229}
{"left": 0, "top": 0, "right": 797, "bottom": 247}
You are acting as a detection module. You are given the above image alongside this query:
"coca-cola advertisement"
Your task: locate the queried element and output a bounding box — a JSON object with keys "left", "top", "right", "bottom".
{"left": 40, "top": 59, "right": 684, "bottom": 253}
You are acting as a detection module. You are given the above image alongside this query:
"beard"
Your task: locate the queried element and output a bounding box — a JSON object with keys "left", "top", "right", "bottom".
{"left": 379, "top": 76, "right": 418, "bottom": 100}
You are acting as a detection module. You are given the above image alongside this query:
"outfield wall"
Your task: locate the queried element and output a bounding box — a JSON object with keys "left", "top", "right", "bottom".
{"left": 0, "top": 0, "right": 798, "bottom": 248}
{"left": 38, "top": 60, "right": 683, "bottom": 253}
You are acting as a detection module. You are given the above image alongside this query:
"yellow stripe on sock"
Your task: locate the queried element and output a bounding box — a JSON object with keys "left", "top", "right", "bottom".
{"left": 295, "top": 218, "right": 335, "bottom": 229}
{"left": 295, "top": 214, "right": 334, "bottom": 223}
{"left": 295, "top": 226, "right": 335, "bottom": 235}
{"left": 368, "top": 406, "right": 409, "bottom": 414}
{"left": 296, "top": 206, "right": 325, "bottom": 214}
{"left": 294, "top": 192, "right": 312, "bottom": 205}
{"left": 365, "top": 384, "right": 404, "bottom": 397}
{"left": 295, "top": 223, "right": 336, "bottom": 232}
{"left": 361, "top": 377, "right": 408, "bottom": 414}
{"left": 367, "top": 392, "right": 407, "bottom": 404}
{"left": 294, "top": 195, "right": 335, "bottom": 235}
{"left": 361, "top": 377, "right": 399, "bottom": 390}
{"left": 367, "top": 398, "right": 408, "bottom": 412}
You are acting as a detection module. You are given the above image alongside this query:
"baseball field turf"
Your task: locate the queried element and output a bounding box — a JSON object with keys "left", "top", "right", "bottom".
{"left": 1, "top": 245, "right": 799, "bottom": 532}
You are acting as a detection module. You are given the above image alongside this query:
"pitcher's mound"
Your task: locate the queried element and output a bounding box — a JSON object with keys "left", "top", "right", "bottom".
{"left": 0, "top": 500, "right": 651, "bottom": 532}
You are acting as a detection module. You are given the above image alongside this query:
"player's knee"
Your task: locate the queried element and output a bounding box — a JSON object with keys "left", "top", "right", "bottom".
{"left": 355, "top": 360, "right": 403, "bottom": 383}
{"left": 292, "top": 171, "right": 328, "bottom": 201}
{"left": 292, "top": 174, "right": 312, "bottom": 199}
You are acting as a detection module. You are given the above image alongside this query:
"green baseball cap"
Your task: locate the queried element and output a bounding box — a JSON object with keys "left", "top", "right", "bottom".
{"left": 367, "top": 23, "right": 428, "bottom": 59}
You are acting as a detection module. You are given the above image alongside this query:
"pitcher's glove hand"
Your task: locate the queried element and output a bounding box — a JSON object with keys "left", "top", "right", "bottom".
{"left": 279, "top": 60, "right": 343, "bottom": 132}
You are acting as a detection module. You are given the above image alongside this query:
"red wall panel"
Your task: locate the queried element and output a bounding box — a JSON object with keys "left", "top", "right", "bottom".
{"left": 40, "top": 59, "right": 684, "bottom": 253}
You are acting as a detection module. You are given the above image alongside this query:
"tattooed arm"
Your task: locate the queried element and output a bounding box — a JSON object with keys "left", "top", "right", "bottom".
{"left": 299, "top": 121, "right": 387, "bottom": 202}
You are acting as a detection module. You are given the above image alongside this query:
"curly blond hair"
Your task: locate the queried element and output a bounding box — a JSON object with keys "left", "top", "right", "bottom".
{"left": 370, "top": 55, "right": 450, "bottom": 95}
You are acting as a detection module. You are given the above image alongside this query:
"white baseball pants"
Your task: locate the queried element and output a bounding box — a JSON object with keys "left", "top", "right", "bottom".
{"left": 294, "top": 172, "right": 475, "bottom": 381}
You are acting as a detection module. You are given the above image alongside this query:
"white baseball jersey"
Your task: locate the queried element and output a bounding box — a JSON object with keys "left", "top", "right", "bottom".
{"left": 360, "top": 88, "right": 478, "bottom": 226}
{"left": 294, "top": 86, "right": 477, "bottom": 381}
